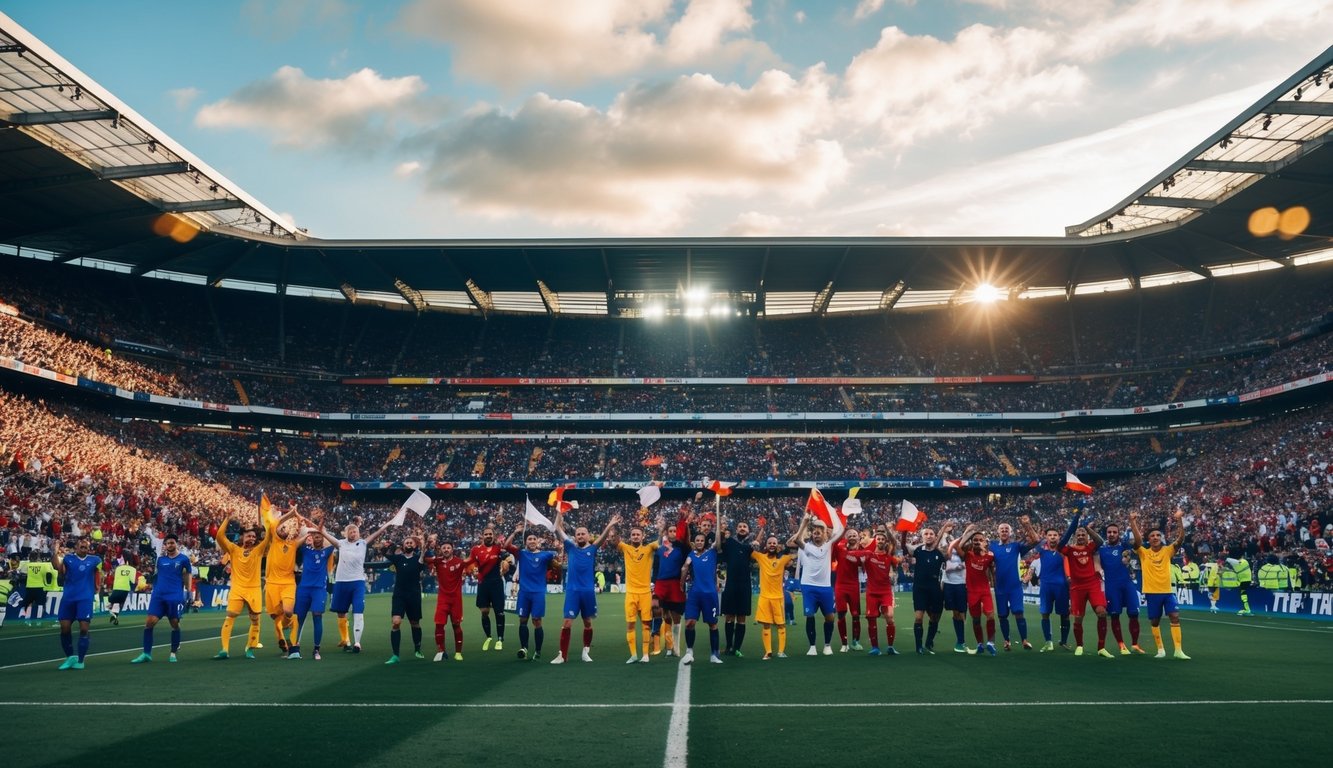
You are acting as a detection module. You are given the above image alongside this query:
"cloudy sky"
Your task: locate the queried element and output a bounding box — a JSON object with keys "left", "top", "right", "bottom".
{"left": 6, "top": 0, "right": 1332, "bottom": 239}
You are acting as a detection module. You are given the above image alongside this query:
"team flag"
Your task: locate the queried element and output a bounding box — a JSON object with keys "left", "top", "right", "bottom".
{"left": 524, "top": 496, "right": 556, "bottom": 531}
{"left": 637, "top": 484, "right": 662, "bottom": 508}
{"left": 806, "top": 488, "right": 847, "bottom": 536}
{"left": 942, "top": 479, "right": 968, "bottom": 488}
{"left": 258, "top": 492, "right": 275, "bottom": 525}
{"left": 548, "top": 484, "right": 579, "bottom": 513}
{"left": 841, "top": 486, "right": 863, "bottom": 516}
{"left": 1065, "top": 472, "right": 1094, "bottom": 495}
{"left": 705, "top": 479, "right": 737, "bottom": 497}
{"left": 896, "top": 500, "right": 928, "bottom": 532}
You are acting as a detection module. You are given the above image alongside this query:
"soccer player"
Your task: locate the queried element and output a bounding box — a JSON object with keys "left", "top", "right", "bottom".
{"left": 263, "top": 502, "right": 304, "bottom": 655}
{"left": 316, "top": 516, "right": 393, "bottom": 654}
{"left": 514, "top": 525, "right": 559, "bottom": 661}
{"left": 384, "top": 527, "right": 427, "bottom": 665}
{"left": 611, "top": 513, "right": 657, "bottom": 663}
{"left": 1020, "top": 514, "right": 1076, "bottom": 652}
{"left": 752, "top": 535, "right": 794, "bottom": 660}
{"left": 788, "top": 513, "right": 845, "bottom": 656}
{"left": 718, "top": 515, "right": 755, "bottom": 656}
{"left": 424, "top": 535, "right": 471, "bottom": 661}
{"left": 989, "top": 522, "right": 1033, "bottom": 651}
{"left": 131, "top": 534, "right": 192, "bottom": 664}
{"left": 938, "top": 523, "right": 970, "bottom": 652}
{"left": 213, "top": 512, "right": 270, "bottom": 659}
{"left": 651, "top": 508, "right": 691, "bottom": 657}
{"left": 107, "top": 559, "right": 137, "bottom": 625}
{"left": 470, "top": 524, "right": 519, "bottom": 652}
{"left": 904, "top": 524, "right": 946, "bottom": 654}
{"left": 678, "top": 527, "right": 723, "bottom": 665}
{"left": 1130, "top": 507, "right": 1190, "bottom": 659}
{"left": 832, "top": 527, "right": 865, "bottom": 652}
{"left": 848, "top": 529, "right": 901, "bottom": 655}
{"left": 52, "top": 537, "right": 102, "bottom": 670}
{"left": 288, "top": 516, "right": 335, "bottom": 660}
{"left": 949, "top": 525, "right": 998, "bottom": 656}
{"left": 20, "top": 556, "right": 54, "bottom": 627}
{"left": 1099, "top": 520, "right": 1145, "bottom": 654}
{"left": 1061, "top": 514, "right": 1113, "bottom": 658}
{"left": 550, "top": 511, "right": 615, "bottom": 664}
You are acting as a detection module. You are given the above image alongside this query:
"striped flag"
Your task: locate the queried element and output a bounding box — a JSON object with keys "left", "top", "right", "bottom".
{"left": 1065, "top": 472, "right": 1093, "bottom": 495}
{"left": 547, "top": 484, "right": 579, "bottom": 513}
{"left": 896, "top": 500, "right": 928, "bottom": 532}
{"left": 705, "top": 479, "right": 737, "bottom": 497}
{"left": 806, "top": 488, "right": 846, "bottom": 536}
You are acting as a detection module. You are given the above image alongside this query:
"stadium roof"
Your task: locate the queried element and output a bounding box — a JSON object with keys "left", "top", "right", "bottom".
{"left": 1, "top": 12, "right": 1332, "bottom": 317}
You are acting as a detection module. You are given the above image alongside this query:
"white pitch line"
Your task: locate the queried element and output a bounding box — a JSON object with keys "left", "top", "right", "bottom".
{"left": 0, "top": 699, "right": 1328, "bottom": 710}
{"left": 1186, "top": 617, "right": 1333, "bottom": 633}
{"left": 0, "top": 636, "right": 216, "bottom": 671}
{"left": 688, "top": 699, "right": 1333, "bottom": 708}
{"left": 0, "top": 701, "right": 672, "bottom": 709}
{"left": 663, "top": 662, "right": 692, "bottom": 768}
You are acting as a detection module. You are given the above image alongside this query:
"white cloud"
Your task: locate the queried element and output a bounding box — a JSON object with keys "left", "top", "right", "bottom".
{"left": 1065, "top": 0, "right": 1333, "bottom": 60}
{"left": 413, "top": 68, "right": 848, "bottom": 233}
{"left": 853, "top": 0, "right": 886, "bottom": 20}
{"left": 168, "top": 86, "right": 201, "bottom": 111}
{"left": 394, "top": 160, "right": 422, "bottom": 178}
{"left": 396, "top": 0, "right": 770, "bottom": 88}
{"left": 195, "top": 66, "right": 430, "bottom": 149}
{"left": 794, "top": 10, "right": 807, "bottom": 23}
{"left": 725, "top": 211, "right": 786, "bottom": 236}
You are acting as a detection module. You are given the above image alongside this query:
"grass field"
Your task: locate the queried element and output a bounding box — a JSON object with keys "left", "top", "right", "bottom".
{"left": 2, "top": 593, "right": 1331, "bottom": 767}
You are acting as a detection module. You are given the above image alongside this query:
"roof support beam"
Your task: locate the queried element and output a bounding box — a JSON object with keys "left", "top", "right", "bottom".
{"left": 54, "top": 235, "right": 160, "bottom": 265}
{"left": 1, "top": 109, "right": 117, "bottom": 125}
{"left": 156, "top": 198, "right": 243, "bottom": 214}
{"left": 392, "top": 277, "right": 427, "bottom": 312}
{"left": 813, "top": 246, "right": 850, "bottom": 315}
{"left": 1183, "top": 228, "right": 1290, "bottom": 267}
{"left": 1183, "top": 159, "right": 1275, "bottom": 174}
{"left": 1137, "top": 196, "right": 1217, "bottom": 209}
{"left": 1265, "top": 100, "right": 1333, "bottom": 117}
{"left": 535, "top": 279, "right": 560, "bottom": 314}
{"left": 600, "top": 248, "right": 614, "bottom": 316}
{"left": 1114, "top": 250, "right": 1141, "bottom": 290}
{"left": 464, "top": 278, "right": 493, "bottom": 314}
{"left": 99, "top": 161, "right": 191, "bottom": 181}
{"left": 879, "top": 279, "right": 907, "bottom": 310}
{"left": 1136, "top": 242, "right": 1212, "bottom": 280}
{"left": 207, "top": 243, "right": 258, "bottom": 287}
{"left": 130, "top": 238, "right": 233, "bottom": 277}
{"left": 756, "top": 246, "right": 770, "bottom": 316}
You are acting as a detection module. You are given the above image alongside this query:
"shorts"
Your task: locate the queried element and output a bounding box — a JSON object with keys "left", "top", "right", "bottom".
{"left": 517, "top": 589, "right": 546, "bottom": 619}
{"left": 58, "top": 597, "right": 93, "bottom": 623}
{"left": 756, "top": 596, "right": 784, "bottom": 625}
{"left": 801, "top": 585, "right": 835, "bottom": 617}
{"left": 1069, "top": 583, "right": 1107, "bottom": 617}
{"left": 265, "top": 582, "right": 296, "bottom": 614}
{"left": 109, "top": 589, "right": 131, "bottom": 607}
{"left": 1039, "top": 582, "right": 1070, "bottom": 616}
{"left": 294, "top": 586, "right": 327, "bottom": 617}
{"left": 475, "top": 579, "right": 506, "bottom": 610}
{"left": 391, "top": 592, "right": 423, "bottom": 622}
{"left": 1145, "top": 593, "right": 1179, "bottom": 621}
{"left": 625, "top": 591, "right": 652, "bottom": 622}
{"left": 684, "top": 591, "right": 719, "bottom": 624}
{"left": 434, "top": 595, "right": 462, "bottom": 625}
{"left": 866, "top": 591, "right": 895, "bottom": 615}
{"left": 653, "top": 578, "right": 686, "bottom": 605}
{"left": 21, "top": 588, "right": 45, "bottom": 610}
{"left": 563, "top": 589, "right": 598, "bottom": 620}
{"left": 994, "top": 586, "right": 1026, "bottom": 616}
{"left": 1105, "top": 580, "right": 1140, "bottom": 616}
{"left": 835, "top": 586, "right": 862, "bottom": 615}
{"left": 943, "top": 582, "right": 968, "bottom": 613}
{"left": 966, "top": 588, "right": 994, "bottom": 617}
{"left": 227, "top": 587, "right": 263, "bottom": 615}
{"left": 720, "top": 587, "right": 751, "bottom": 617}
{"left": 330, "top": 580, "right": 366, "bottom": 614}
{"left": 912, "top": 583, "right": 945, "bottom": 614}
{"left": 148, "top": 594, "right": 185, "bottom": 620}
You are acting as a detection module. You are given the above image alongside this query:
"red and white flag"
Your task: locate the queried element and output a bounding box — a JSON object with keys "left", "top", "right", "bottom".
{"left": 806, "top": 488, "right": 846, "bottom": 536}
{"left": 547, "top": 484, "right": 579, "bottom": 513}
{"left": 942, "top": 479, "right": 968, "bottom": 488}
{"left": 705, "top": 479, "right": 737, "bottom": 497}
{"left": 1065, "top": 472, "right": 1093, "bottom": 495}
{"left": 896, "top": 500, "right": 927, "bottom": 532}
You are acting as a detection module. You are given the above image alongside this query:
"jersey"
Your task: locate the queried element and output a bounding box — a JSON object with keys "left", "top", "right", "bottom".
{"left": 720, "top": 537, "right": 753, "bottom": 590}
{"left": 1098, "top": 542, "right": 1134, "bottom": 584}
{"left": 942, "top": 550, "right": 967, "bottom": 585}
{"left": 517, "top": 549, "right": 557, "bottom": 593}
{"left": 469, "top": 543, "right": 517, "bottom": 584}
{"left": 61, "top": 554, "right": 102, "bottom": 601}
{"left": 112, "top": 564, "right": 138, "bottom": 592}
{"left": 1060, "top": 543, "right": 1100, "bottom": 588}
{"left": 962, "top": 550, "right": 994, "bottom": 592}
{"left": 24, "top": 561, "right": 53, "bottom": 588}
{"left": 752, "top": 552, "right": 794, "bottom": 600}
{"left": 911, "top": 546, "right": 945, "bottom": 588}
{"left": 265, "top": 529, "right": 300, "bottom": 585}
{"left": 152, "top": 554, "right": 192, "bottom": 599}
{"left": 617, "top": 541, "right": 658, "bottom": 593}
{"left": 1036, "top": 547, "right": 1068, "bottom": 585}
{"left": 387, "top": 553, "right": 425, "bottom": 595}
{"left": 685, "top": 549, "right": 719, "bottom": 595}
{"left": 427, "top": 555, "right": 467, "bottom": 596}
{"left": 832, "top": 540, "right": 863, "bottom": 590}
{"left": 859, "top": 551, "right": 900, "bottom": 594}
{"left": 218, "top": 535, "right": 270, "bottom": 589}
{"left": 988, "top": 540, "right": 1031, "bottom": 590}
{"left": 797, "top": 541, "right": 834, "bottom": 587}
{"left": 1137, "top": 544, "right": 1176, "bottom": 594}
{"left": 656, "top": 531, "right": 689, "bottom": 580}
{"left": 562, "top": 537, "right": 598, "bottom": 591}
{"left": 297, "top": 545, "right": 335, "bottom": 589}
{"left": 333, "top": 538, "right": 367, "bottom": 583}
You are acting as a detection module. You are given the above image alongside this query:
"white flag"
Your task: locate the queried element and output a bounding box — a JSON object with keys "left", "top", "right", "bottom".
{"left": 401, "top": 489, "right": 432, "bottom": 518}
{"left": 389, "top": 509, "right": 408, "bottom": 527}
{"left": 524, "top": 496, "right": 556, "bottom": 531}
{"left": 637, "top": 484, "right": 662, "bottom": 508}
{"left": 841, "top": 497, "right": 863, "bottom": 516}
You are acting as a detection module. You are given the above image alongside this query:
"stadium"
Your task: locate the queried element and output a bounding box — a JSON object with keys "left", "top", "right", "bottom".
{"left": 1, "top": 6, "right": 1331, "bottom": 767}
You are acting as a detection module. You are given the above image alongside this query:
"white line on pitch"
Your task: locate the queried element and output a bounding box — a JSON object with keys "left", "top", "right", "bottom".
{"left": 1186, "top": 617, "right": 1333, "bottom": 633}
{"left": 0, "top": 636, "right": 216, "bottom": 671}
{"left": 663, "top": 662, "right": 692, "bottom": 768}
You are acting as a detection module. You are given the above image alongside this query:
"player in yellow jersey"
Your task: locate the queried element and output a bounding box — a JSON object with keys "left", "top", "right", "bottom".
{"left": 264, "top": 502, "right": 304, "bottom": 654}
{"left": 752, "top": 536, "right": 795, "bottom": 660}
{"left": 1129, "top": 507, "right": 1189, "bottom": 660}
{"left": 214, "top": 508, "right": 296, "bottom": 659}
{"left": 609, "top": 511, "right": 659, "bottom": 664}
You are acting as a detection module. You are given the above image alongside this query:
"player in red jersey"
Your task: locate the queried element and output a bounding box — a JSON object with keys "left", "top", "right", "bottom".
{"left": 950, "top": 524, "right": 998, "bottom": 656}
{"left": 470, "top": 526, "right": 519, "bottom": 652}
{"left": 847, "top": 530, "right": 900, "bottom": 656}
{"left": 832, "top": 528, "right": 865, "bottom": 652}
{"left": 1060, "top": 514, "right": 1113, "bottom": 658}
{"left": 425, "top": 535, "right": 472, "bottom": 662}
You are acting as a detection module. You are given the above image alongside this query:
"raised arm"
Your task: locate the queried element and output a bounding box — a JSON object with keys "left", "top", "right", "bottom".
{"left": 1057, "top": 512, "right": 1080, "bottom": 549}
{"left": 593, "top": 514, "right": 620, "bottom": 548}
{"left": 786, "top": 515, "right": 811, "bottom": 549}
{"left": 1087, "top": 519, "right": 1104, "bottom": 547}
{"left": 1170, "top": 508, "right": 1186, "bottom": 549}
{"left": 1128, "top": 509, "right": 1143, "bottom": 549}
{"left": 362, "top": 519, "right": 395, "bottom": 547}
{"left": 715, "top": 512, "right": 726, "bottom": 553}
{"left": 51, "top": 540, "right": 65, "bottom": 574}
{"left": 1019, "top": 515, "right": 1039, "bottom": 546}
{"left": 554, "top": 511, "right": 568, "bottom": 539}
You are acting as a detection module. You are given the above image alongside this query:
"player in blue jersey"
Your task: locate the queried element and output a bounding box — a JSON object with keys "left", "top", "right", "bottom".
{"left": 550, "top": 511, "right": 615, "bottom": 664}
{"left": 131, "top": 534, "right": 192, "bottom": 664}
{"left": 514, "top": 524, "right": 560, "bottom": 661}
{"left": 1099, "top": 522, "right": 1145, "bottom": 655}
{"left": 289, "top": 514, "right": 336, "bottom": 660}
{"left": 989, "top": 522, "right": 1034, "bottom": 651}
{"left": 1021, "top": 513, "right": 1077, "bottom": 652}
{"left": 651, "top": 509, "right": 691, "bottom": 657}
{"left": 679, "top": 522, "right": 725, "bottom": 665}
{"left": 53, "top": 537, "right": 102, "bottom": 670}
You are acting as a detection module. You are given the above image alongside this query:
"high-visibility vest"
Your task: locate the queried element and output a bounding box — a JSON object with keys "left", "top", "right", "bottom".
{"left": 1257, "top": 563, "right": 1289, "bottom": 589}
{"left": 1181, "top": 562, "right": 1200, "bottom": 587}
{"left": 1287, "top": 565, "right": 1302, "bottom": 589}
{"left": 1202, "top": 562, "right": 1219, "bottom": 588}
{"left": 1170, "top": 563, "right": 1182, "bottom": 587}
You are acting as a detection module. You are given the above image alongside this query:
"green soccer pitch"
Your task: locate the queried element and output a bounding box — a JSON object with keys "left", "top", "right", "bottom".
{"left": 2, "top": 593, "right": 1330, "bottom": 767}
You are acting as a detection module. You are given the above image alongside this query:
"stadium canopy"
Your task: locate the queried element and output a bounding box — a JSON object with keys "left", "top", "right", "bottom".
{"left": 1, "top": 12, "right": 1331, "bottom": 318}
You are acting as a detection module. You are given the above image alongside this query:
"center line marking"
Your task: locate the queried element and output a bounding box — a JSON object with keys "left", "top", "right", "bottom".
{"left": 663, "top": 661, "right": 691, "bottom": 768}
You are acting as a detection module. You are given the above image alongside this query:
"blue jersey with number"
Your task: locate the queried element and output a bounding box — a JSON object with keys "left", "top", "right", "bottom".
{"left": 62, "top": 554, "right": 102, "bottom": 601}
{"left": 518, "top": 549, "right": 556, "bottom": 592}
{"left": 297, "top": 545, "right": 335, "bottom": 589}
{"left": 988, "top": 540, "right": 1031, "bottom": 590}
{"left": 687, "top": 549, "right": 719, "bottom": 595}
{"left": 563, "top": 538, "right": 598, "bottom": 591}
{"left": 153, "top": 553, "right": 192, "bottom": 599}
{"left": 1098, "top": 542, "right": 1134, "bottom": 584}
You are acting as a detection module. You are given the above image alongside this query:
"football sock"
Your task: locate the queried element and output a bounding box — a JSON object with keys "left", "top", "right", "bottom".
{"left": 1041, "top": 616, "right": 1053, "bottom": 642}
{"left": 724, "top": 620, "right": 735, "bottom": 651}
{"left": 953, "top": 617, "right": 965, "bottom": 644}
{"left": 823, "top": 619, "right": 835, "bottom": 645}
{"left": 837, "top": 614, "right": 848, "bottom": 645}
{"left": 481, "top": 613, "right": 492, "bottom": 638}
{"left": 733, "top": 623, "right": 746, "bottom": 652}
{"left": 411, "top": 625, "right": 422, "bottom": 651}
{"left": 519, "top": 623, "right": 530, "bottom": 649}
{"left": 390, "top": 628, "right": 401, "bottom": 655}
{"left": 709, "top": 627, "right": 719, "bottom": 656}
{"left": 998, "top": 615, "right": 1011, "bottom": 641}
{"left": 1015, "top": 615, "right": 1028, "bottom": 641}
{"left": 220, "top": 617, "right": 235, "bottom": 653}
{"left": 582, "top": 626, "right": 593, "bottom": 650}
{"left": 805, "top": 616, "right": 816, "bottom": 645}
{"left": 143, "top": 627, "right": 154, "bottom": 655}
{"left": 913, "top": 621, "right": 923, "bottom": 650}
{"left": 352, "top": 613, "right": 364, "bottom": 645}
{"left": 1170, "top": 624, "right": 1183, "bottom": 651}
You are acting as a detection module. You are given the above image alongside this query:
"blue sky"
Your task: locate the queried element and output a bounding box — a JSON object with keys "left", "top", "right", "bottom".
{"left": 4, "top": 0, "right": 1332, "bottom": 239}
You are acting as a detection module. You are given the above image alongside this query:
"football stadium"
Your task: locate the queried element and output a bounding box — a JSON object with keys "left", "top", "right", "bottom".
{"left": 1, "top": 5, "right": 1331, "bottom": 767}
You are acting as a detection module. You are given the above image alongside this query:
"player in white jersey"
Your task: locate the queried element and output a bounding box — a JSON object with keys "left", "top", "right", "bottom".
{"left": 938, "top": 523, "right": 971, "bottom": 653}
{"left": 787, "top": 514, "right": 845, "bottom": 656}
{"left": 316, "top": 517, "right": 392, "bottom": 653}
